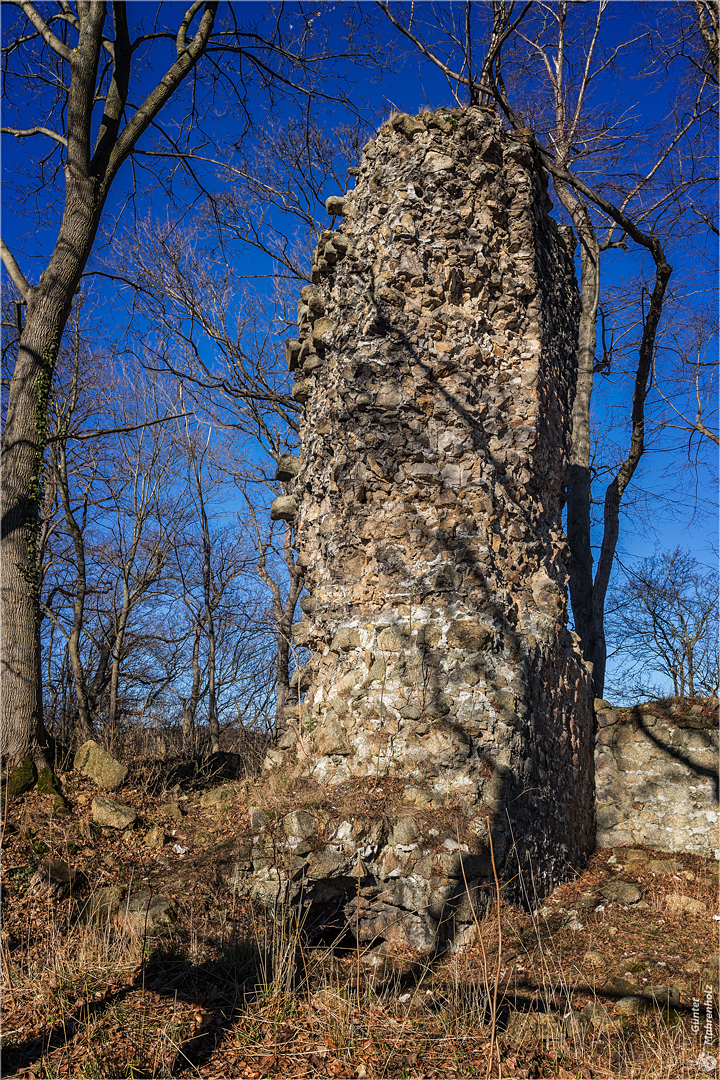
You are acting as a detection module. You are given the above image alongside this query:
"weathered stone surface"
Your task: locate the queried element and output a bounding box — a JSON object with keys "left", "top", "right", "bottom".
{"left": 325, "top": 195, "right": 347, "bottom": 216}
{"left": 270, "top": 495, "right": 298, "bottom": 521}
{"left": 595, "top": 700, "right": 718, "bottom": 857}
{"left": 665, "top": 893, "right": 707, "bottom": 916}
{"left": 118, "top": 893, "right": 178, "bottom": 936}
{"left": 78, "top": 885, "right": 124, "bottom": 925}
{"left": 158, "top": 800, "right": 184, "bottom": 821}
{"left": 91, "top": 797, "right": 137, "bottom": 830}
{"left": 28, "top": 859, "right": 75, "bottom": 899}
{"left": 616, "top": 995, "right": 651, "bottom": 1016}
{"left": 275, "top": 454, "right": 302, "bottom": 481}
{"left": 74, "top": 740, "right": 127, "bottom": 791}
{"left": 283, "top": 810, "right": 317, "bottom": 840}
{"left": 599, "top": 881, "right": 642, "bottom": 904}
{"left": 243, "top": 106, "right": 595, "bottom": 948}
{"left": 144, "top": 826, "right": 167, "bottom": 849}
{"left": 643, "top": 985, "right": 681, "bottom": 1009}
{"left": 249, "top": 806, "right": 270, "bottom": 831}
{"left": 199, "top": 785, "right": 235, "bottom": 809}
{"left": 392, "top": 113, "right": 426, "bottom": 140}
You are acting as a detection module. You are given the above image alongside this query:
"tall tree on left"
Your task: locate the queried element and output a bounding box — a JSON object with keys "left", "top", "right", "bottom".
{"left": 0, "top": 1, "right": 218, "bottom": 786}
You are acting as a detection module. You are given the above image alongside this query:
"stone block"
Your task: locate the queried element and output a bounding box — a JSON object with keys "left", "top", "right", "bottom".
{"left": 74, "top": 740, "right": 127, "bottom": 791}
{"left": 275, "top": 454, "right": 301, "bottom": 481}
{"left": 665, "top": 894, "right": 707, "bottom": 915}
{"left": 599, "top": 881, "right": 642, "bottom": 904}
{"left": 331, "top": 627, "right": 360, "bottom": 651}
{"left": 283, "top": 809, "right": 317, "bottom": 840}
{"left": 91, "top": 796, "right": 137, "bottom": 830}
{"left": 446, "top": 619, "right": 492, "bottom": 651}
{"left": 392, "top": 113, "right": 426, "bottom": 140}
{"left": 325, "top": 196, "right": 347, "bottom": 216}
{"left": 118, "top": 894, "right": 178, "bottom": 936}
{"left": 422, "top": 151, "right": 455, "bottom": 174}
{"left": 78, "top": 885, "right": 125, "bottom": 925}
{"left": 270, "top": 495, "right": 298, "bottom": 522}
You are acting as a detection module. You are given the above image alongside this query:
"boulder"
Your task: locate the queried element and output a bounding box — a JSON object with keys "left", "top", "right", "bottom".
{"left": 599, "top": 880, "right": 642, "bottom": 904}
{"left": 643, "top": 985, "right": 681, "bottom": 1009}
{"left": 78, "top": 885, "right": 124, "bottom": 925}
{"left": 118, "top": 893, "right": 178, "bottom": 936}
{"left": 144, "top": 826, "right": 167, "bottom": 849}
{"left": 647, "top": 859, "right": 681, "bottom": 874}
{"left": 665, "top": 893, "right": 707, "bottom": 916}
{"left": 199, "top": 785, "right": 235, "bottom": 809}
{"left": 91, "top": 796, "right": 137, "bottom": 830}
{"left": 270, "top": 495, "right": 298, "bottom": 522}
{"left": 158, "top": 800, "right": 184, "bottom": 821}
{"left": 74, "top": 740, "right": 127, "bottom": 791}
{"left": 615, "top": 995, "right": 651, "bottom": 1016}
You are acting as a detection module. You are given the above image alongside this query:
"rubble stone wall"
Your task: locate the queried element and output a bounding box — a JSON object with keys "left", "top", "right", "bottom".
{"left": 595, "top": 699, "right": 719, "bottom": 858}
{"left": 255, "top": 107, "right": 595, "bottom": 951}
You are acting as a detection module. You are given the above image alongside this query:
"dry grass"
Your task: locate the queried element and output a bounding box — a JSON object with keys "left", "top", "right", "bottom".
{"left": 1, "top": 764, "right": 718, "bottom": 1079}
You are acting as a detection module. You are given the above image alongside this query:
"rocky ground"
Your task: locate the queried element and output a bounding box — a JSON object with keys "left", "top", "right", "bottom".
{"left": 1, "top": 746, "right": 718, "bottom": 1079}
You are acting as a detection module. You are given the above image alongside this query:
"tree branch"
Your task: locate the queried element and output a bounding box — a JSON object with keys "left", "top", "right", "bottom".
{"left": 177, "top": 0, "right": 205, "bottom": 57}
{"left": 1, "top": 125, "right": 68, "bottom": 148}
{"left": 12, "top": 0, "right": 73, "bottom": 62}
{"left": 46, "top": 413, "right": 188, "bottom": 445}
{"left": 0, "top": 238, "right": 31, "bottom": 300}
{"left": 106, "top": 2, "right": 218, "bottom": 182}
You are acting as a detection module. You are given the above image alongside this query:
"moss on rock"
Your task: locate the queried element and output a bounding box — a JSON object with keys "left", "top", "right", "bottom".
{"left": 37, "top": 765, "right": 70, "bottom": 813}
{"left": 37, "top": 765, "right": 61, "bottom": 795}
{"left": 5, "top": 757, "right": 37, "bottom": 799}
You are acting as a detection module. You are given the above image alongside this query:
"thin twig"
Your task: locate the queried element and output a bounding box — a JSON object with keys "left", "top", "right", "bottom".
{"left": 356, "top": 852, "right": 362, "bottom": 1010}
{"left": 0, "top": 935, "right": 16, "bottom": 1007}
{"left": 486, "top": 817, "right": 503, "bottom": 1080}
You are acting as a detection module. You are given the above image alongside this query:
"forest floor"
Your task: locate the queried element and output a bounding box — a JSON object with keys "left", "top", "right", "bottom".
{"left": 1, "top": 758, "right": 718, "bottom": 1080}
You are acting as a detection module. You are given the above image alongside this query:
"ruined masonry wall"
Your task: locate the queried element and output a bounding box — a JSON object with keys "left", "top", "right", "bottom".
{"left": 269, "top": 107, "right": 595, "bottom": 904}
{"left": 595, "top": 700, "right": 719, "bottom": 858}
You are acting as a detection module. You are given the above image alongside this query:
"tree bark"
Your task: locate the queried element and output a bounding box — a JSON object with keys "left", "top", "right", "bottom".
{"left": 552, "top": 184, "right": 600, "bottom": 674}
{"left": 182, "top": 622, "right": 204, "bottom": 748}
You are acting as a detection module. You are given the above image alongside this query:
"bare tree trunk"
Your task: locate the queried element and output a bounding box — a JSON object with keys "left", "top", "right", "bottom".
{"left": 276, "top": 524, "right": 304, "bottom": 733}
{"left": 254, "top": 514, "right": 304, "bottom": 736}
{"left": 2, "top": 265, "right": 92, "bottom": 769}
{"left": 206, "top": 605, "right": 219, "bottom": 754}
{"left": 590, "top": 256, "right": 672, "bottom": 693}
{"left": 182, "top": 624, "right": 203, "bottom": 748}
{"left": 52, "top": 438, "right": 94, "bottom": 743}
{"left": 552, "top": 185, "right": 600, "bottom": 673}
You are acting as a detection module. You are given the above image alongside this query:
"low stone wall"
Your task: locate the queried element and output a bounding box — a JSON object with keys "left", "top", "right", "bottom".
{"left": 595, "top": 699, "right": 719, "bottom": 858}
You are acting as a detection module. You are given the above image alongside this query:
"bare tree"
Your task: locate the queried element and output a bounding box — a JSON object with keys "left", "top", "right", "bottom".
{"left": 1, "top": 1, "right": 220, "bottom": 775}
{"left": 606, "top": 547, "right": 719, "bottom": 700}
{"left": 174, "top": 428, "right": 256, "bottom": 752}
{"left": 241, "top": 491, "right": 304, "bottom": 735}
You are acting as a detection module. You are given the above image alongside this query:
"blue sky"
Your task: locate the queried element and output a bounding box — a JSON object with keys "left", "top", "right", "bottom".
{"left": 2, "top": 1, "right": 717, "bottom": 701}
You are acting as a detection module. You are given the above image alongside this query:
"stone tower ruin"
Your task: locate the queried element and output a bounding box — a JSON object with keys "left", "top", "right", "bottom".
{"left": 243, "top": 107, "right": 595, "bottom": 956}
